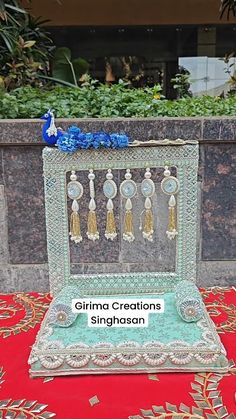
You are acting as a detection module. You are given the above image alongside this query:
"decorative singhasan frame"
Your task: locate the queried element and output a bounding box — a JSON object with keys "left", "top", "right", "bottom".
{"left": 43, "top": 140, "right": 199, "bottom": 296}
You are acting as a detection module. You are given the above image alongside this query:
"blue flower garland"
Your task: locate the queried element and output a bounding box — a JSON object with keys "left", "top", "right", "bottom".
{"left": 56, "top": 127, "right": 129, "bottom": 153}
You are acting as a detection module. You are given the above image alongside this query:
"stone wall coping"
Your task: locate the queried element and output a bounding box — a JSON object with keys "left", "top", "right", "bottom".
{"left": 0, "top": 117, "right": 235, "bottom": 144}
{"left": 0, "top": 116, "right": 236, "bottom": 122}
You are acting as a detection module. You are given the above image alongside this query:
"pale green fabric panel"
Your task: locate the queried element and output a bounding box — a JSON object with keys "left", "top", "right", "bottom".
{"left": 48, "top": 293, "right": 203, "bottom": 345}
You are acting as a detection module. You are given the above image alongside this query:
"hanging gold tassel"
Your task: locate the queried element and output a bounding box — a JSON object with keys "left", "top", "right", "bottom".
{"left": 105, "top": 209, "right": 117, "bottom": 240}
{"left": 166, "top": 195, "right": 178, "bottom": 240}
{"left": 168, "top": 206, "right": 176, "bottom": 231}
{"left": 123, "top": 205, "right": 135, "bottom": 242}
{"left": 103, "top": 171, "right": 118, "bottom": 241}
{"left": 143, "top": 208, "right": 154, "bottom": 241}
{"left": 87, "top": 209, "right": 99, "bottom": 241}
{"left": 70, "top": 211, "right": 82, "bottom": 243}
{"left": 140, "top": 169, "right": 155, "bottom": 242}
{"left": 120, "top": 170, "right": 137, "bottom": 242}
{"left": 87, "top": 169, "right": 99, "bottom": 241}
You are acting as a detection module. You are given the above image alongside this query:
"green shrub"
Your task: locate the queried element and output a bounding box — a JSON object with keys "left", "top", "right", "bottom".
{"left": 0, "top": 83, "right": 236, "bottom": 119}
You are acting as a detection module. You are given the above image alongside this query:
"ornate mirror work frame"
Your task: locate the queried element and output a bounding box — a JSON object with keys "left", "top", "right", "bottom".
{"left": 43, "top": 141, "right": 199, "bottom": 296}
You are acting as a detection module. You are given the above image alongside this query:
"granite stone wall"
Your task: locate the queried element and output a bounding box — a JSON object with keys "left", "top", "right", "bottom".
{"left": 0, "top": 117, "right": 235, "bottom": 292}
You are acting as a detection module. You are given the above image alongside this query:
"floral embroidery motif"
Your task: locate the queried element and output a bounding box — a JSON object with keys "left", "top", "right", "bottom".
{"left": 0, "top": 299, "right": 20, "bottom": 319}
{"left": 0, "top": 294, "right": 50, "bottom": 338}
{"left": 203, "top": 287, "right": 236, "bottom": 334}
{"left": 0, "top": 366, "right": 56, "bottom": 418}
{"left": 0, "top": 366, "right": 4, "bottom": 387}
{"left": 201, "top": 287, "right": 232, "bottom": 299}
{"left": 206, "top": 302, "right": 236, "bottom": 334}
{"left": 0, "top": 399, "right": 56, "bottom": 418}
{"left": 130, "top": 372, "right": 235, "bottom": 419}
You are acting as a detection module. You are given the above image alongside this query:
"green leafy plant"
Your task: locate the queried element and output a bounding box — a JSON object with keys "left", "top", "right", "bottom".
{"left": 171, "top": 69, "right": 192, "bottom": 99}
{"left": 220, "top": 0, "right": 236, "bottom": 19}
{"left": 50, "top": 47, "right": 89, "bottom": 87}
{"left": 1, "top": 82, "right": 236, "bottom": 119}
{"left": 221, "top": 52, "right": 236, "bottom": 96}
{"left": 0, "top": 1, "right": 54, "bottom": 90}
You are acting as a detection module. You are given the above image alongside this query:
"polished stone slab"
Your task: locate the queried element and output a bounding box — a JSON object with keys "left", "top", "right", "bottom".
{"left": 0, "top": 186, "right": 9, "bottom": 264}
{"left": 3, "top": 146, "right": 47, "bottom": 264}
{"left": 201, "top": 144, "right": 236, "bottom": 260}
{"left": 203, "top": 118, "right": 236, "bottom": 141}
{"left": 0, "top": 117, "right": 235, "bottom": 291}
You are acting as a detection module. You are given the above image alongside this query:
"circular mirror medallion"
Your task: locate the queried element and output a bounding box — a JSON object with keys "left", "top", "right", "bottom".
{"left": 103, "top": 179, "right": 117, "bottom": 199}
{"left": 141, "top": 179, "right": 155, "bottom": 197}
{"left": 67, "top": 180, "right": 83, "bottom": 200}
{"left": 161, "top": 176, "right": 179, "bottom": 195}
{"left": 120, "top": 179, "right": 137, "bottom": 199}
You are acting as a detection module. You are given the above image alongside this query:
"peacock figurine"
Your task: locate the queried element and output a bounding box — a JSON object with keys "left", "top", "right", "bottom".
{"left": 41, "top": 109, "right": 63, "bottom": 145}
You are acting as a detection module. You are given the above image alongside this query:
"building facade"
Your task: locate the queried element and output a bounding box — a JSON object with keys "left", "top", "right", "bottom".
{"left": 27, "top": 0, "right": 236, "bottom": 97}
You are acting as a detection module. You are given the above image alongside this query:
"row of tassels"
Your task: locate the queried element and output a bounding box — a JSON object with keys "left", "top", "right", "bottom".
{"left": 68, "top": 167, "right": 178, "bottom": 243}
{"left": 70, "top": 203, "right": 176, "bottom": 243}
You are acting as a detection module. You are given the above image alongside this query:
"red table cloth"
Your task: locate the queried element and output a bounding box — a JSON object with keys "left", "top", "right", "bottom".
{"left": 0, "top": 287, "right": 236, "bottom": 419}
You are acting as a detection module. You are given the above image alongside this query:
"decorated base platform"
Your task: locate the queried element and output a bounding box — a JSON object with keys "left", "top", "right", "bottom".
{"left": 29, "top": 292, "right": 228, "bottom": 377}
{"left": 1, "top": 289, "right": 235, "bottom": 418}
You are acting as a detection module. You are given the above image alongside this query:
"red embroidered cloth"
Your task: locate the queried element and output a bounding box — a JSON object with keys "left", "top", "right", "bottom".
{"left": 0, "top": 288, "right": 236, "bottom": 418}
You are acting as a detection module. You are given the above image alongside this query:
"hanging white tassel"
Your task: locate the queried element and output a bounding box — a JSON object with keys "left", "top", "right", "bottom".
{"left": 87, "top": 169, "right": 99, "bottom": 241}
{"left": 140, "top": 168, "right": 155, "bottom": 242}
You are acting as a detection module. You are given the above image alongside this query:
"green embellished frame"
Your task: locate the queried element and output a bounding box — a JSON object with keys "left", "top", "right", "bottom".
{"left": 43, "top": 140, "right": 199, "bottom": 297}
{"left": 29, "top": 140, "right": 229, "bottom": 377}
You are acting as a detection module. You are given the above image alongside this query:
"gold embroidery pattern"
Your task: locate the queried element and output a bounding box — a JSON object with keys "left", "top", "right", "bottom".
{"left": 0, "top": 293, "right": 50, "bottom": 338}
{"left": 0, "top": 366, "right": 4, "bottom": 387}
{"left": 0, "top": 298, "right": 20, "bottom": 319}
{"left": 201, "top": 287, "right": 232, "bottom": 299}
{"left": 201, "top": 288, "right": 236, "bottom": 334}
{"left": 130, "top": 373, "right": 235, "bottom": 419}
{"left": 205, "top": 301, "right": 236, "bottom": 334}
{"left": 0, "top": 399, "right": 56, "bottom": 418}
{"left": 126, "top": 289, "right": 235, "bottom": 418}
{"left": 0, "top": 367, "right": 56, "bottom": 418}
